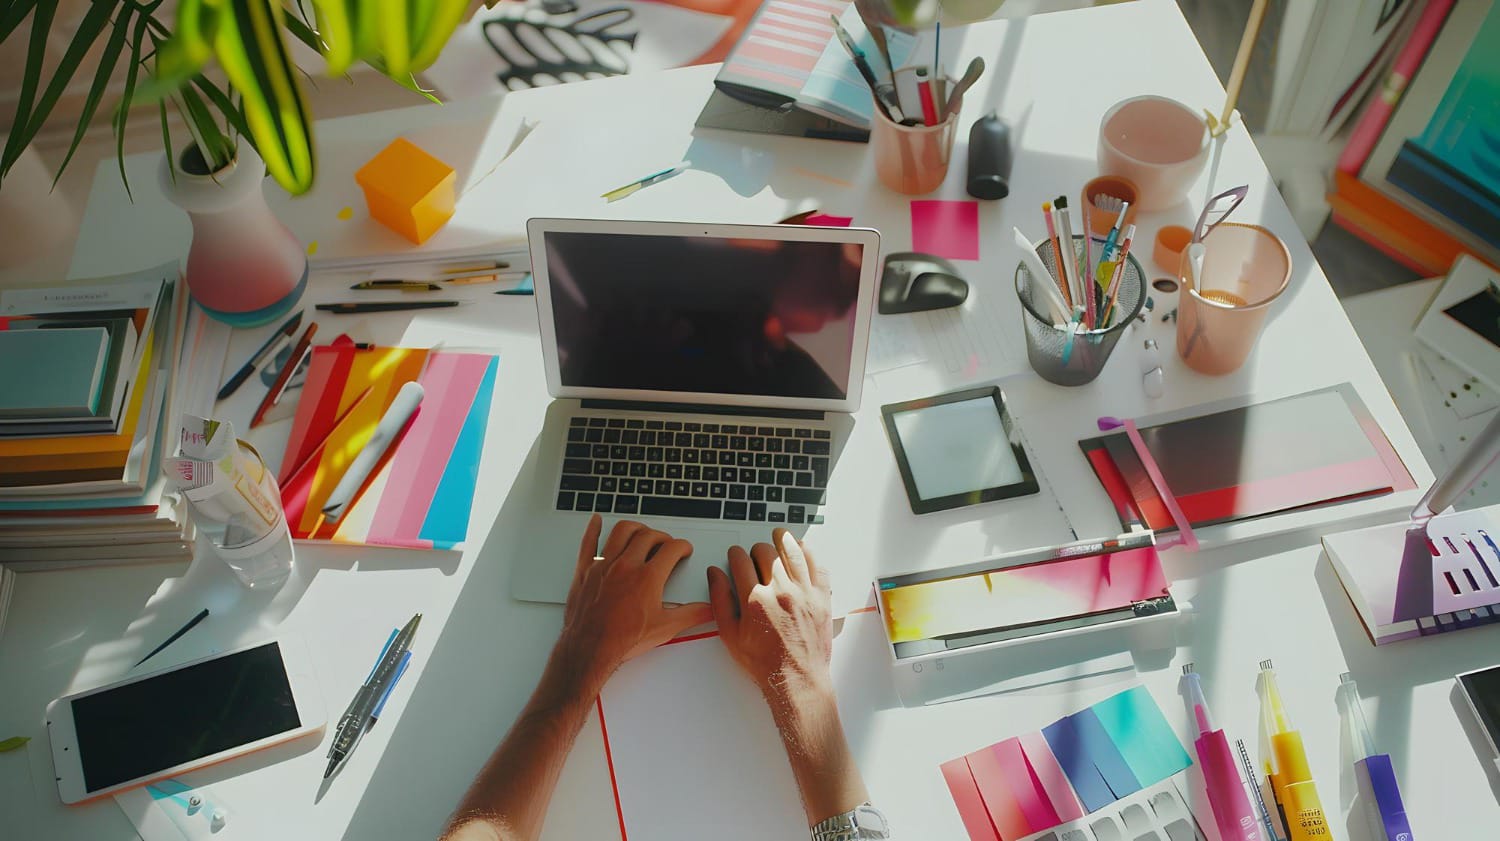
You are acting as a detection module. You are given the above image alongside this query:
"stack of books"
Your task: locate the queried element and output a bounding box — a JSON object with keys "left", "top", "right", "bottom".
{"left": 0, "top": 264, "right": 223, "bottom": 568}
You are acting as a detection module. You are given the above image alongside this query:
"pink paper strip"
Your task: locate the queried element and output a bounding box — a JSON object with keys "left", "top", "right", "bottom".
{"left": 1123, "top": 419, "right": 1199, "bottom": 550}
{"left": 911, "top": 200, "right": 980, "bottom": 261}
{"left": 1018, "top": 731, "right": 1085, "bottom": 823}
{"left": 966, "top": 745, "right": 1031, "bottom": 841}
{"left": 366, "top": 353, "right": 486, "bottom": 544}
{"left": 942, "top": 757, "right": 1002, "bottom": 841}
{"left": 993, "top": 738, "right": 1062, "bottom": 833}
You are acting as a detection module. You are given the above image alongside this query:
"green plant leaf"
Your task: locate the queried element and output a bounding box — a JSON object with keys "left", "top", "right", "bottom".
{"left": 0, "top": 736, "right": 29, "bottom": 752}
{"left": 216, "top": 0, "right": 314, "bottom": 193}
{"left": 113, "top": 8, "right": 156, "bottom": 200}
{"left": 278, "top": 9, "right": 324, "bottom": 54}
{"left": 1, "top": 0, "right": 56, "bottom": 181}
{"left": 377, "top": 0, "right": 411, "bottom": 78}
{"left": 178, "top": 84, "right": 235, "bottom": 168}
{"left": 3, "top": 0, "right": 116, "bottom": 178}
{"left": 0, "top": 0, "right": 41, "bottom": 44}
{"left": 159, "top": 99, "right": 176, "bottom": 186}
{"left": 311, "top": 0, "right": 355, "bottom": 75}
{"left": 408, "top": 0, "right": 465, "bottom": 72}
{"left": 52, "top": 5, "right": 135, "bottom": 187}
{"left": 192, "top": 74, "right": 252, "bottom": 143}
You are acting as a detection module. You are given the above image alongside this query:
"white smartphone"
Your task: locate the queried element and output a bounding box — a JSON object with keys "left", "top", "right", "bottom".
{"left": 46, "top": 637, "right": 325, "bottom": 804}
{"left": 1457, "top": 664, "right": 1500, "bottom": 759}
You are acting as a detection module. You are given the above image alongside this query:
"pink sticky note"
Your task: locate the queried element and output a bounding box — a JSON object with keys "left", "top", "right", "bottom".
{"left": 1018, "top": 730, "right": 1085, "bottom": 822}
{"left": 911, "top": 200, "right": 980, "bottom": 260}
{"left": 806, "top": 212, "right": 853, "bottom": 227}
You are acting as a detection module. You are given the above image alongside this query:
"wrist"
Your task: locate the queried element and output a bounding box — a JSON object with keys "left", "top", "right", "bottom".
{"left": 542, "top": 636, "right": 616, "bottom": 702}
{"left": 762, "top": 664, "right": 835, "bottom": 712}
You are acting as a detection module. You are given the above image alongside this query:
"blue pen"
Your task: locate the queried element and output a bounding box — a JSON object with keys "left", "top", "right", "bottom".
{"left": 371, "top": 651, "right": 412, "bottom": 725}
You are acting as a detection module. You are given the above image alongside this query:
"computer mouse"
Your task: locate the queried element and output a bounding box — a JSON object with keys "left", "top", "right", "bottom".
{"left": 879, "top": 252, "right": 970, "bottom": 313}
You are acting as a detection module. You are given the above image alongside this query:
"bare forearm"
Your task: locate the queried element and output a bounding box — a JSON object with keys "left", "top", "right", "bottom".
{"left": 441, "top": 651, "right": 606, "bottom": 841}
{"left": 766, "top": 675, "right": 869, "bottom": 827}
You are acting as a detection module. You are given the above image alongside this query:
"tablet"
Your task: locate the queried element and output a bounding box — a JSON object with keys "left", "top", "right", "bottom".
{"left": 881, "top": 386, "right": 1039, "bottom": 514}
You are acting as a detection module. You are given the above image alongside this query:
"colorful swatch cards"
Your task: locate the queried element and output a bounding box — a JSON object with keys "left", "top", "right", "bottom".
{"left": 1080, "top": 384, "right": 1415, "bottom": 533}
{"left": 943, "top": 687, "right": 1192, "bottom": 841}
{"left": 278, "top": 339, "right": 498, "bottom": 549}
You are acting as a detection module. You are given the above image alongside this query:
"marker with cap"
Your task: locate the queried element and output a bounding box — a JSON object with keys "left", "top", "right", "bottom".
{"left": 1181, "top": 664, "right": 1261, "bottom": 841}
{"left": 1338, "top": 673, "right": 1414, "bottom": 841}
{"left": 1257, "top": 660, "right": 1330, "bottom": 841}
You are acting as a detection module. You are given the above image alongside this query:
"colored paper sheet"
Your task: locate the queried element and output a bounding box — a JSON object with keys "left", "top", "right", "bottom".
{"left": 1091, "top": 687, "right": 1194, "bottom": 788}
{"left": 806, "top": 212, "right": 854, "bottom": 227}
{"left": 1070, "top": 708, "right": 1142, "bottom": 799}
{"left": 421, "top": 356, "right": 497, "bottom": 548}
{"left": 1042, "top": 716, "right": 1115, "bottom": 813}
{"left": 279, "top": 345, "right": 496, "bottom": 550}
{"left": 911, "top": 200, "right": 980, "bottom": 260}
{"left": 993, "top": 737, "right": 1062, "bottom": 833}
{"left": 942, "top": 758, "right": 1002, "bottom": 841}
{"left": 965, "top": 745, "right": 1032, "bottom": 841}
{"left": 1018, "top": 731, "right": 1085, "bottom": 822}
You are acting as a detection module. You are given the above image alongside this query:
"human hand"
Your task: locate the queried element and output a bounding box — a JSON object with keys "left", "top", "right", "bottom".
{"left": 553, "top": 515, "right": 713, "bottom": 692}
{"left": 707, "top": 529, "right": 834, "bottom": 703}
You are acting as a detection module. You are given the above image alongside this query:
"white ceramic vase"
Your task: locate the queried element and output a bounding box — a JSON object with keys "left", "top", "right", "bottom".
{"left": 159, "top": 142, "right": 307, "bottom": 327}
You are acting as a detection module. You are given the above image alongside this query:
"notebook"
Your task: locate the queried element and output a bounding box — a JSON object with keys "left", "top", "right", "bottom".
{"left": 0, "top": 328, "right": 110, "bottom": 418}
{"left": 702, "top": 1, "right": 918, "bottom": 141}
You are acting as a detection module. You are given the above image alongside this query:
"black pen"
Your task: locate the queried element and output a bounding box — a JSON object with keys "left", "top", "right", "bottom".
{"left": 217, "top": 311, "right": 303, "bottom": 401}
{"left": 349, "top": 280, "right": 444, "bottom": 291}
{"left": 325, "top": 613, "right": 421, "bottom": 780}
{"left": 133, "top": 609, "right": 210, "bottom": 668}
{"left": 315, "top": 301, "right": 461, "bottom": 315}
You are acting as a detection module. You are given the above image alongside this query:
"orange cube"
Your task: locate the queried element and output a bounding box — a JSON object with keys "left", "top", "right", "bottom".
{"left": 354, "top": 138, "right": 456, "bottom": 245}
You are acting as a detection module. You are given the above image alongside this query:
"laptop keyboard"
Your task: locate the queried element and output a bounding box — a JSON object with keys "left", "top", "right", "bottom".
{"left": 555, "top": 417, "right": 831, "bottom": 524}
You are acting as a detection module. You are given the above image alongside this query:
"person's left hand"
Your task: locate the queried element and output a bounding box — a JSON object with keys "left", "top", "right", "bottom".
{"left": 552, "top": 515, "right": 714, "bottom": 689}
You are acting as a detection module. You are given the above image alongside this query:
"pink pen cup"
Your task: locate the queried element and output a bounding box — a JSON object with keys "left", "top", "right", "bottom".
{"left": 1097, "top": 96, "right": 1209, "bottom": 211}
{"left": 1175, "top": 223, "right": 1292, "bottom": 375}
{"left": 872, "top": 89, "right": 959, "bottom": 195}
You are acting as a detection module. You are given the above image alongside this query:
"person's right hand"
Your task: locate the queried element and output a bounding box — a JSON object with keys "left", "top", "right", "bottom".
{"left": 707, "top": 529, "right": 834, "bottom": 702}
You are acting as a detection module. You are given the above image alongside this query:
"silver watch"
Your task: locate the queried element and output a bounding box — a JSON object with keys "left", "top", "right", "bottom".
{"left": 811, "top": 803, "right": 890, "bottom": 841}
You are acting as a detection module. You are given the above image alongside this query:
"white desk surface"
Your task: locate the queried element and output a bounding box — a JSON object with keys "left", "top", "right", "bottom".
{"left": 3, "top": 2, "right": 1493, "bottom": 838}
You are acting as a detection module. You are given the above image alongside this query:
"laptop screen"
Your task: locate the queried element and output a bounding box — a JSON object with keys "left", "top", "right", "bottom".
{"left": 543, "top": 231, "right": 865, "bottom": 400}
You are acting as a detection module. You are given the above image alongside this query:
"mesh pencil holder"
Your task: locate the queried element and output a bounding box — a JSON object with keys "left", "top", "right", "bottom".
{"left": 1014, "top": 235, "right": 1144, "bottom": 386}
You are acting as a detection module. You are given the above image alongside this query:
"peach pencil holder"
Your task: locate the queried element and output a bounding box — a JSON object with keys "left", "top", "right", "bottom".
{"left": 1176, "top": 223, "right": 1291, "bottom": 375}
{"left": 354, "top": 137, "right": 456, "bottom": 245}
{"left": 871, "top": 89, "right": 958, "bottom": 195}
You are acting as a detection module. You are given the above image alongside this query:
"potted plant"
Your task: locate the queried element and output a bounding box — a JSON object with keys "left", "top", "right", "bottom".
{"left": 0, "top": 0, "right": 474, "bottom": 326}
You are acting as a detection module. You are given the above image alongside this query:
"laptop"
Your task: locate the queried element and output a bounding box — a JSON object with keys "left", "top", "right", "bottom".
{"left": 506, "top": 217, "right": 882, "bottom": 606}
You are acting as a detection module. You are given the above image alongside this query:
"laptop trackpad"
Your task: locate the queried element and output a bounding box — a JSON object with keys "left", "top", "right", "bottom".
{"left": 657, "top": 525, "right": 740, "bottom": 606}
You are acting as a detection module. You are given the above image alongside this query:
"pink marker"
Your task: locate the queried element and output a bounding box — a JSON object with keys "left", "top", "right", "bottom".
{"left": 1181, "top": 664, "right": 1261, "bottom": 841}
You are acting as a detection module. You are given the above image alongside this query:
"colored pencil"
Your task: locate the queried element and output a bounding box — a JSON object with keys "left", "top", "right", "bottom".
{"left": 251, "top": 322, "right": 318, "bottom": 428}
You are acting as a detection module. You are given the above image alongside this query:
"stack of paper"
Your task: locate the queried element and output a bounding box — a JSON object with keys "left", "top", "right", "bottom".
{"left": 0, "top": 264, "right": 229, "bottom": 568}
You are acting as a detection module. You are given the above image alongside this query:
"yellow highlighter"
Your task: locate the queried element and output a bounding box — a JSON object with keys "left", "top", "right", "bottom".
{"left": 1256, "top": 660, "right": 1332, "bottom": 841}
